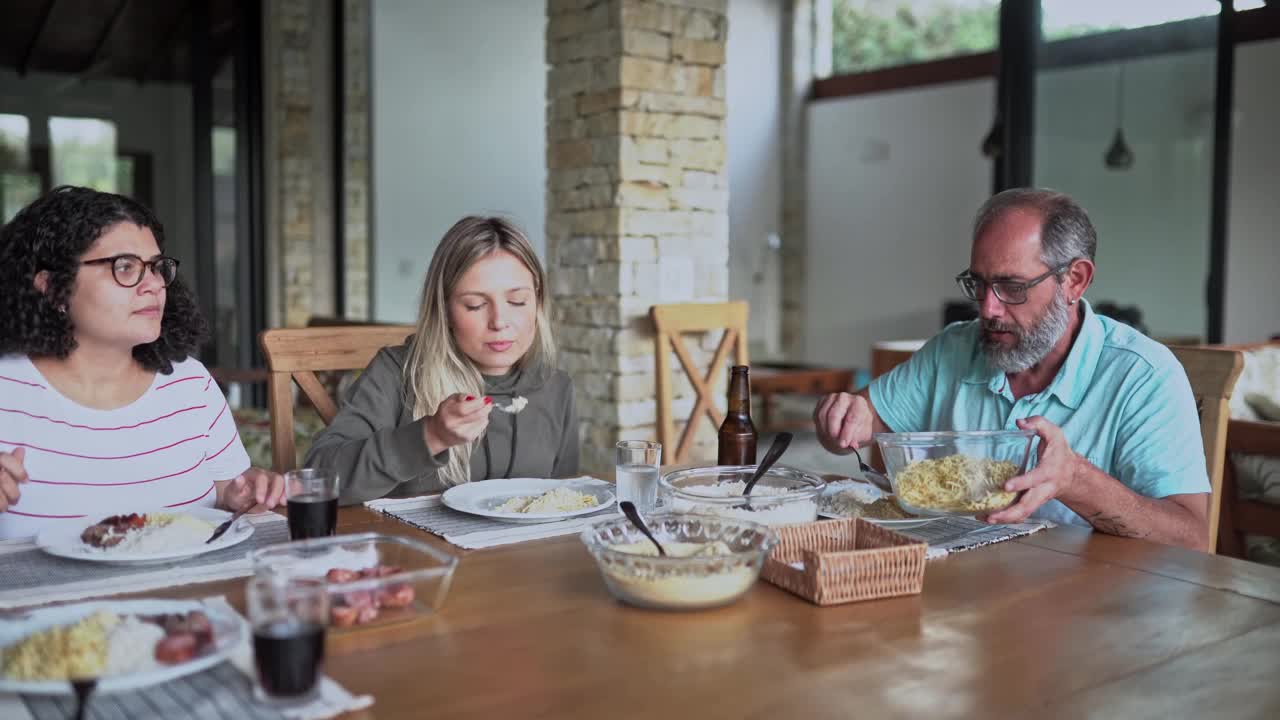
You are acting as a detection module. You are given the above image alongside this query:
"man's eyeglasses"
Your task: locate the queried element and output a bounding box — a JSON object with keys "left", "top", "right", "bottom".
{"left": 81, "top": 254, "right": 180, "bottom": 288}
{"left": 955, "top": 262, "right": 1072, "bottom": 305}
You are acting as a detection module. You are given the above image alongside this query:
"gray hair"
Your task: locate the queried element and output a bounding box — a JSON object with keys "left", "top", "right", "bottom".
{"left": 973, "top": 188, "right": 1097, "bottom": 269}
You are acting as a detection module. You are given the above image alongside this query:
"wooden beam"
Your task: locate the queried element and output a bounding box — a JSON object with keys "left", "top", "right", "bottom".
{"left": 814, "top": 6, "right": 1280, "bottom": 102}
{"left": 812, "top": 52, "right": 996, "bottom": 100}
{"left": 19, "top": 0, "right": 58, "bottom": 76}
{"left": 138, "top": 0, "right": 192, "bottom": 85}
{"left": 1236, "top": 3, "right": 1280, "bottom": 43}
{"left": 81, "top": 0, "right": 131, "bottom": 77}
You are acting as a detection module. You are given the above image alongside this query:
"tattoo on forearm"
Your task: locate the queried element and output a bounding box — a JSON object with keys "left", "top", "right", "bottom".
{"left": 1087, "top": 512, "right": 1152, "bottom": 539}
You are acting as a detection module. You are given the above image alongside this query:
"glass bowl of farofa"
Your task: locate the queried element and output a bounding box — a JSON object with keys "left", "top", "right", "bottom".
{"left": 581, "top": 512, "right": 777, "bottom": 611}
{"left": 873, "top": 430, "right": 1035, "bottom": 518}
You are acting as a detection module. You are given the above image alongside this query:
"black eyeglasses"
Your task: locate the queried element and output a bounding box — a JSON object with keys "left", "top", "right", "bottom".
{"left": 81, "top": 254, "right": 180, "bottom": 288}
{"left": 955, "top": 262, "right": 1072, "bottom": 305}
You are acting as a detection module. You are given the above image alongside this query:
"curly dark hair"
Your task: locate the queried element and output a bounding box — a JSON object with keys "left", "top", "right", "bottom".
{"left": 0, "top": 186, "right": 208, "bottom": 374}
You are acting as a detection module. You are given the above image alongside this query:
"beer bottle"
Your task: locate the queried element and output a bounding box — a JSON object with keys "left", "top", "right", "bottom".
{"left": 718, "top": 365, "right": 758, "bottom": 465}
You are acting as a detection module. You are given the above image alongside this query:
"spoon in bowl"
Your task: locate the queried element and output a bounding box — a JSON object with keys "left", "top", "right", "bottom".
{"left": 742, "top": 432, "right": 793, "bottom": 497}
{"left": 619, "top": 501, "right": 666, "bottom": 557}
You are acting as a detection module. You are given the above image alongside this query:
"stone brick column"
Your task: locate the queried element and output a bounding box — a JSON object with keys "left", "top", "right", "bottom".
{"left": 546, "top": 0, "right": 731, "bottom": 474}
{"left": 340, "top": 0, "right": 371, "bottom": 320}
{"left": 265, "top": 0, "right": 335, "bottom": 328}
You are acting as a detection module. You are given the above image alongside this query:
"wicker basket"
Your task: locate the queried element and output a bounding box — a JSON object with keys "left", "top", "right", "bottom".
{"left": 761, "top": 517, "right": 927, "bottom": 606}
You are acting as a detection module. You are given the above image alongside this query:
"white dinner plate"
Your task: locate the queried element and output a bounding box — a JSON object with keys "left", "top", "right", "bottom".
{"left": 818, "top": 479, "right": 937, "bottom": 528}
{"left": 0, "top": 598, "right": 245, "bottom": 695}
{"left": 441, "top": 478, "right": 615, "bottom": 524}
{"left": 35, "top": 507, "right": 254, "bottom": 565}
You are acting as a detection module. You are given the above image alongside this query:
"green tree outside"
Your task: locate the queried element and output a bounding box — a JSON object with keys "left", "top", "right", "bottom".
{"left": 832, "top": 0, "right": 999, "bottom": 75}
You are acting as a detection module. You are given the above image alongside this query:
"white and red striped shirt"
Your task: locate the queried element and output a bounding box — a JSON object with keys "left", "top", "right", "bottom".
{"left": 0, "top": 354, "right": 251, "bottom": 539}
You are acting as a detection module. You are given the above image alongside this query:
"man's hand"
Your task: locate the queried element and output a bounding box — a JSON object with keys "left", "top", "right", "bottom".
{"left": 984, "top": 416, "right": 1083, "bottom": 524}
{"left": 813, "top": 392, "right": 877, "bottom": 456}
{"left": 0, "top": 447, "right": 28, "bottom": 513}
{"left": 218, "top": 468, "right": 286, "bottom": 514}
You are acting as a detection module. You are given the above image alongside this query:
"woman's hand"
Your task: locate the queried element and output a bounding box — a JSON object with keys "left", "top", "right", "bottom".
{"left": 216, "top": 468, "right": 286, "bottom": 514}
{"left": 0, "top": 447, "right": 28, "bottom": 513}
{"left": 424, "top": 394, "right": 492, "bottom": 454}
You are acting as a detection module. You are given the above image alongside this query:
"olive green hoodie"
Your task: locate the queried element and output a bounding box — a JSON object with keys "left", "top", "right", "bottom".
{"left": 305, "top": 341, "right": 579, "bottom": 504}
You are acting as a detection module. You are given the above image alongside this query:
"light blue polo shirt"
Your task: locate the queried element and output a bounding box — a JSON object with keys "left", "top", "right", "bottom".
{"left": 868, "top": 300, "right": 1209, "bottom": 528}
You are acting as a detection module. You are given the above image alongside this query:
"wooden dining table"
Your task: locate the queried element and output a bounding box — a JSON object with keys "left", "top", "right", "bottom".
{"left": 76, "top": 503, "right": 1280, "bottom": 719}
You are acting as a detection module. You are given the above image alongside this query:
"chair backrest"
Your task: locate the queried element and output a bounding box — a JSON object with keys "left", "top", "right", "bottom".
{"left": 1169, "top": 346, "right": 1243, "bottom": 553}
{"left": 650, "top": 302, "right": 749, "bottom": 464}
{"left": 1202, "top": 339, "right": 1280, "bottom": 557}
{"left": 870, "top": 340, "right": 924, "bottom": 380}
{"left": 260, "top": 325, "right": 415, "bottom": 472}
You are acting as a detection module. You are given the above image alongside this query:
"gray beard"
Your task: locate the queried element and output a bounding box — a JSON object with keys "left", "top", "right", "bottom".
{"left": 981, "top": 288, "right": 1071, "bottom": 374}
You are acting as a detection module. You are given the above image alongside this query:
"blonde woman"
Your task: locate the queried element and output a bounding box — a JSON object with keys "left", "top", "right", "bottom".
{"left": 305, "top": 217, "right": 578, "bottom": 503}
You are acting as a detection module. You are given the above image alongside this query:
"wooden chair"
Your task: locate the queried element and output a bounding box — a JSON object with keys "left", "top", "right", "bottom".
{"left": 260, "top": 325, "right": 415, "bottom": 472}
{"left": 1168, "top": 346, "right": 1244, "bottom": 554}
{"left": 866, "top": 341, "right": 923, "bottom": 469}
{"left": 651, "top": 301, "right": 749, "bottom": 464}
{"left": 1207, "top": 340, "right": 1280, "bottom": 558}
{"left": 870, "top": 340, "right": 924, "bottom": 379}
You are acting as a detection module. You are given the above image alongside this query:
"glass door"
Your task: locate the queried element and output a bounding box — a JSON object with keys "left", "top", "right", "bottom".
{"left": 1030, "top": 1, "right": 1226, "bottom": 344}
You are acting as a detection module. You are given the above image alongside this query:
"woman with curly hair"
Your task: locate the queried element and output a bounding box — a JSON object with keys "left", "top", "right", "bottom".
{"left": 0, "top": 186, "right": 283, "bottom": 539}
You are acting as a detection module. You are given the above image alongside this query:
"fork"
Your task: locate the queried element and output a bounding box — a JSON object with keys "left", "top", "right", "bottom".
{"left": 71, "top": 677, "right": 97, "bottom": 720}
{"left": 206, "top": 506, "right": 250, "bottom": 544}
{"left": 492, "top": 396, "right": 527, "bottom": 414}
{"left": 851, "top": 446, "right": 892, "bottom": 492}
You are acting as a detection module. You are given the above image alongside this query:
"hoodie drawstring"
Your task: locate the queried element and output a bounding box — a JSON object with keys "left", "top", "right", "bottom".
{"left": 503, "top": 413, "right": 518, "bottom": 479}
{"left": 478, "top": 368, "right": 524, "bottom": 480}
{"left": 481, "top": 433, "right": 493, "bottom": 480}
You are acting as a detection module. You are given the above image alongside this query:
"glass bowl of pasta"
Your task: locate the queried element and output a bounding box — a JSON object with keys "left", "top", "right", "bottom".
{"left": 873, "top": 430, "right": 1035, "bottom": 517}
{"left": 581, "top": 512, "right": 777, "bottom": 611}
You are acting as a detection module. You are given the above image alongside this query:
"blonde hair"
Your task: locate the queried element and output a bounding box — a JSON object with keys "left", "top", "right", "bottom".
{"left": 403, "top": 216, "right": 556, "bottom": 486}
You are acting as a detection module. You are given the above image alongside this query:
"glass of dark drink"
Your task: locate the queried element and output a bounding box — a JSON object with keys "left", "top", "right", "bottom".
{"left": 285, "top": 469, "right": 340, "bottom": 540}
{"left": 247, "top": 575, "right": 328, "bottom": 707}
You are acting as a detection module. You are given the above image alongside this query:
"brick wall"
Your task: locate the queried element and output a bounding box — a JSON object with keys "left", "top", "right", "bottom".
{"left": 547, "top": 0, "right": 732, "bottom": 473}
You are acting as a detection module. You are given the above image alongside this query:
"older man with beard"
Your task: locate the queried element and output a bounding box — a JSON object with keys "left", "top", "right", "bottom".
{"left": 814, "top": 188, "right": 1209, "bottom": 550}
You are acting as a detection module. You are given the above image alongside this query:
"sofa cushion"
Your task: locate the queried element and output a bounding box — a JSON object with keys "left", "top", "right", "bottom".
{"left": 1231, "top": 347, "right": 1280, "bottom": 421}
{"left": 232, "top": 407, "right": 326, "bottom": 471}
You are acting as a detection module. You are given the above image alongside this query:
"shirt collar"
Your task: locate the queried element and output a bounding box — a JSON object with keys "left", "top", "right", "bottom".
{"left": 961, "top": 298, "right": 1103, "bottom": 409}
{"left": 1044, "top": 298, "right": 1102, "bottom": 409}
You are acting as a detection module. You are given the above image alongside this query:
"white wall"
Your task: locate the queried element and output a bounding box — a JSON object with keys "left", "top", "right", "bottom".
{"left": 726, "top": 0, "right": 785, "bottom": 359}
{"left": 1035, "top": 51, "right": 1215, "bottom": 341}
{"left": 805, "top": 79, "right": 996, "bottom": 368}
{"left": 1224, "top": 39, "right": 1280, "bottom": 344}
{"left": 0, "top": 71, "right": 195, "bottom": 267}
{"left": 371, "top": 0, "right": 547, "bottom": 322}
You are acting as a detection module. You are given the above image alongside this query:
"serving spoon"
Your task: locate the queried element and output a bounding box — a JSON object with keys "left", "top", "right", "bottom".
{"left": 619, "top": 501, "right": 666, "bottom": 557}
{"left": 742, "top": 432, "right": 793, "bottom": 497}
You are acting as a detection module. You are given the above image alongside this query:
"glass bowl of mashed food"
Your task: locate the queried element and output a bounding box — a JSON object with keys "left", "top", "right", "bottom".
{"left": 874, "top": 430, "right": 1035, "bottom": 517}
{"left": 659, "top": 465, "right": 825, "bottom": 526}
{"left": 580, "top": 512, "right": 777, "bottom": 611}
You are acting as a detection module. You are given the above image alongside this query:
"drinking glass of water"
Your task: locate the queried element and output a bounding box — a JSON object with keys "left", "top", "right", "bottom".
{"left": 285, "top": 469, "right": 340, "bottom": 540}
{"left": 615, "top": 440, "right": 661, "bottom": 512}
{"left": 247, "top": 574, "right": 328, "bottom": 707}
